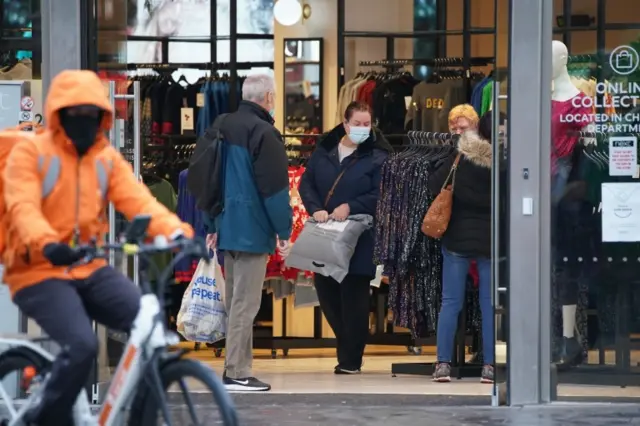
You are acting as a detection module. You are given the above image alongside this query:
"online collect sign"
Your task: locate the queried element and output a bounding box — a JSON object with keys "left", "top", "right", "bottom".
{"left": 561, "top": 45, "right": 640, "bottom": 242}
{"left": 560, "top": 45, "right": 640, "bottom": 177}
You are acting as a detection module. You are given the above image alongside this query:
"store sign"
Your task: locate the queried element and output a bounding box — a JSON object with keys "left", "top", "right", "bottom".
{"left": 609, "top": 45, "right": 639, "bottom": 76}
{"left": 558, "top": 45, "right": 640, "bottom": 135}
{"left": 0, "top": 82, "right": 26, "bottom": 129}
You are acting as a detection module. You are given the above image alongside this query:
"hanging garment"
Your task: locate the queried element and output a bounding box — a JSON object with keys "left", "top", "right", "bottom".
{"left": 374, "top": 142, "right": 483, "bottom": 338}
{"left": 551, "top": 92, "right": 593, "bottom": 170}
{"left": 148, "top": 177, "right": 178, "bottom": 282}
{"left": 336, "top": 74, "right": 419, "bottom": 136}
{"left": 175, "top": 169, "right": 206, "bottom": 283}
{"left": 405, "top": 79, "right": 467, "bottom": 133}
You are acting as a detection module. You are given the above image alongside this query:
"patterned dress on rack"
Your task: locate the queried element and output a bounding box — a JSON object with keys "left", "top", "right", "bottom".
{"left": 375, "top": 147, "right": 482, "bottom": 340}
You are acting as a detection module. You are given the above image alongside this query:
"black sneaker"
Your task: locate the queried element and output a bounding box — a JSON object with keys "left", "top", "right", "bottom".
{"left": 481, "top": 364, "right": 494, "bottom": 384}
{"left": 223, "top": 376, "right": 271, "bottom": 392}
{"left": 432, "top": 362, "right": 451, "bottom": 382}
{"left": 334, "top": 365, "right": 361, "bottom": 374}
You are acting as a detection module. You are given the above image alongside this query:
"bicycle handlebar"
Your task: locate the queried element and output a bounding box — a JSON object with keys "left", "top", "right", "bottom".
{"left": 68, "top": 237, "right": 209, "bottom": 272}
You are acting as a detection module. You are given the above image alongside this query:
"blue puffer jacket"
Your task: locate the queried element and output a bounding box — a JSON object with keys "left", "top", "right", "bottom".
{"left": 203, "top": 101, "right": 293, "bottom": 254}
{"left": 298, "top": 125, "right": 392, "bottom": 278}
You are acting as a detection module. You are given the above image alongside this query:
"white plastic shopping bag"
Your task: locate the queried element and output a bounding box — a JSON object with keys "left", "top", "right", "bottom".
{"left": 176, "top": 252, "right": 227, "bottom": 343}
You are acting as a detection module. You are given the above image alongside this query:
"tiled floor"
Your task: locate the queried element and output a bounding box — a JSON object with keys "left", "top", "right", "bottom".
{"left": 178, "top": 344, "right": 640, "bottom": 399}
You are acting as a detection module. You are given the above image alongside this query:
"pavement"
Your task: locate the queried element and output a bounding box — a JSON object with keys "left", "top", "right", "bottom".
{"left": 4, "top": 393, "right": 640, "bottom": 425}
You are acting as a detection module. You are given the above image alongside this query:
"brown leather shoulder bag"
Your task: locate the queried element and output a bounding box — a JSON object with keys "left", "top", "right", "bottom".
{"left": 421, "top": 153, "right": 462, "bottom": 238}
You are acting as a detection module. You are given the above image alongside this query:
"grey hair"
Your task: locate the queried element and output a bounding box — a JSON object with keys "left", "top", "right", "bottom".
{"left": 241, "top": 74, "right": 275, "bottom": 102}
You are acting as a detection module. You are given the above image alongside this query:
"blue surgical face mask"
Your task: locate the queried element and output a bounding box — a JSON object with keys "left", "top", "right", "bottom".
{"left": 269, "top": 109, "right": 275, "bottom": 118}
{"left": 348, "top": 126, "right": 370, "bottom": 144}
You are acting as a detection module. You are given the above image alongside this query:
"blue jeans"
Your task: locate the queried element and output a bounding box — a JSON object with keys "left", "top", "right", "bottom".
{"left": 436, "top": 247, "right": 495, "bottom": 364}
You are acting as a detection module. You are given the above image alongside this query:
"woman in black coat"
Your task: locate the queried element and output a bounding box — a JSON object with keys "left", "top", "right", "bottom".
{"left": 428, "top": 111, "right": 503, "bottom": 384}
{"left": 299, "top": 101, "right": 392, "bottom": 374}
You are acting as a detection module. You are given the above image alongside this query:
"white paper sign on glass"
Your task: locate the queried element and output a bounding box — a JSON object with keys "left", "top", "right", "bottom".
{"left": 601, "top": 182, "right": 640, "bottom": 242}
{"left": 609, "top": 136, "right": 637, "bottom": 176}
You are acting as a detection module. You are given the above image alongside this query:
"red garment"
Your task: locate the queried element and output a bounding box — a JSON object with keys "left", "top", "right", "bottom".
{"left": 469, "top": 261, "right": 478, "bottom": 288}
{"left": 265, "top": 166, "right": 314, "bottom": 281}
{"left": 356, "top": 80, "right": 377, "bottom": 109}
{"left": 551, "top": 92, "right": 593, "bottom": 166}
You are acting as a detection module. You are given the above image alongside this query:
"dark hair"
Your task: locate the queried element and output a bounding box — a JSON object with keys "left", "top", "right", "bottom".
{"left": 344, "top": 101, "right": 372, "bottom": 121}
{"left": 478, "top": 110, "right": 507, "bottom": 141}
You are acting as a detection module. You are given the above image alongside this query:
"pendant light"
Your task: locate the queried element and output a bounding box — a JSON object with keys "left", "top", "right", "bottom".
{"left": 274, "top": 0, "right": 303, "bottom": 26}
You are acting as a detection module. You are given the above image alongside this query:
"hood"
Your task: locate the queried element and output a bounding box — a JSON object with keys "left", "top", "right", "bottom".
{"left": 319, "top": 124, "right": 394, "bottom": 155}
{"left": 458, "top": 131, "right": 492, "bottom": 168}
{"left": 45, "top": 70, "right": 114, "bottom": 145}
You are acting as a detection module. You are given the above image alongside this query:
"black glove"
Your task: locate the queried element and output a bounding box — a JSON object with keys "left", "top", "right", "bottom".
{"left": 43, "top": 243, "right": 83, "bottom": 266}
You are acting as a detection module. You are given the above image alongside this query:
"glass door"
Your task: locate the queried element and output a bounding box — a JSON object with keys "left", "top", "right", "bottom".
{"left": 549, "top": 0, "right": 640, "bottom": 400}
{"left": 498, "top": 0, "right": 640, "bottom": 404}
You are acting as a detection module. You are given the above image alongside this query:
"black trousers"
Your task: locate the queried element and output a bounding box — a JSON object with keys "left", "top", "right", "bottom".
{"left": 314, "top": 273, "right": 371, "bottom": 369}
{"left": 13, "top": 266, "right": 141, "bottom": 426}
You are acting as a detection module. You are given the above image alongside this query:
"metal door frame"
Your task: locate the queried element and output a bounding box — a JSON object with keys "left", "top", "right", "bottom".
{"left": 507, "top": 0, "right": 553, "bottom": 405}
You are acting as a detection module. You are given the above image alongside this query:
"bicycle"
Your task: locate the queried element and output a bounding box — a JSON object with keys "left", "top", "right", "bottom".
{"left": 0, "top": 215, "right": 239, "bottom": 426}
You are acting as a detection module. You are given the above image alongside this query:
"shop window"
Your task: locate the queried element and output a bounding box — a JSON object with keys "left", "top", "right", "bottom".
{"left": 605, "top": 0, "right": 640, "bottom": 24}
{"left": 126, "top": 0, "right": 273, "bottom": 64}
{"left": 216, "top": 39, "right": 275, "bottom": 63}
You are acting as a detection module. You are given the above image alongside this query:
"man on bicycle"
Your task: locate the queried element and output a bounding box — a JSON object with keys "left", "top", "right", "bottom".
{"left": 1, "top": 70, "right": 193, "bottom": 426}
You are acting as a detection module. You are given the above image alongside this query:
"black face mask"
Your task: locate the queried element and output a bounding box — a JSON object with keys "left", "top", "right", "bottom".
{"left": 59, "top": 108, "right": 104, "bottom": 156}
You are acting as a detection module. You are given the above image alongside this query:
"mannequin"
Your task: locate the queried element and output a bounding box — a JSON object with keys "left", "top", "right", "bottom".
{"left": 551, "top": 40, "right": 593, "bottom": 367}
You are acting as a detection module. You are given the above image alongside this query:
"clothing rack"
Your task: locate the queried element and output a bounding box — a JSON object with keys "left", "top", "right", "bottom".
{"left": 121, "top": 62, "right": 274, "bottom": 72}
{"left": 575, "top": 131, "right": 608, "bottom": 139}
{"left": 358, "top": 57, "right": 494, "bottom": 68}
{"left": 388, "top": 131, "right": 485, "bottom": 380}
{"left": 407, "top": 131, "right": 460, "bottom": 145}
{"left": 567, "top": 54, "right": 601, "bottom": 64}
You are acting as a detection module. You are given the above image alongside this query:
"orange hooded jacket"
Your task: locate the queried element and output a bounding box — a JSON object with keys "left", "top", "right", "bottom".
{"left": 2, "top": 70, "right": 193, "bottom": 297}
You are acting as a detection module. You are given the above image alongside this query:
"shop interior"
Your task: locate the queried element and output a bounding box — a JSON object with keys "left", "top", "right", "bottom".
{"left": 1, "top": 0, "right": 640, "bottom": 399}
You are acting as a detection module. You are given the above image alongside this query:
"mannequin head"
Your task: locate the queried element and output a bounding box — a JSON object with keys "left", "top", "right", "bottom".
{"left": 552, "top": 40, "right": 569, "bottom": 80}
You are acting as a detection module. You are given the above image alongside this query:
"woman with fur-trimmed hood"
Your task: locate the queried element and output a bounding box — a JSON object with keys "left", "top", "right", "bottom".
{"left": 428, "top": 107, "right": 505, "bottom": 385}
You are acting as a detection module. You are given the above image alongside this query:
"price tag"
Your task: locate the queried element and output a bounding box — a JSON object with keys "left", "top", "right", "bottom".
{"left": 196, "top": 93, "right": 205, "bottom": 107}
{"left": 181, "top": 108, "right": 194, "bottom": 133}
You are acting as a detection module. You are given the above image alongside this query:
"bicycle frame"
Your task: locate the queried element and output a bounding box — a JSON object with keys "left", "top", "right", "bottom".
{"left": 0, "top": 241, "right": 208, "bottom": 426}
{"left": 95, "top": 293, "right": 170, "bottom": 425}
{"left": 0, "top": 292, "right": 171, "bottom": 426}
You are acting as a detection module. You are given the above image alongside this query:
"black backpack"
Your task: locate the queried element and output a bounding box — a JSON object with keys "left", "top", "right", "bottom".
{"left": 187, "top": 114, "right": 229, "bottom": 217}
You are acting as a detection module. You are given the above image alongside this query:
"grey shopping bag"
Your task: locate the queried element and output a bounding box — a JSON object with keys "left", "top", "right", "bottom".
{"left": 284, "top": 214, "right": 373, "bottom": 283}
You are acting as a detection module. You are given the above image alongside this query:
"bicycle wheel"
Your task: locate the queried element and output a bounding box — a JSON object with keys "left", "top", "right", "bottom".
{"left": 0, "top": 348, "right": 50, "bottom": 400}
{"left": 133, "top": 358, "right": 238, "bottom": 426}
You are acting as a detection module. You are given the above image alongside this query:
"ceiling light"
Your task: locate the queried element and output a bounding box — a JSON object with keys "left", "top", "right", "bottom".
{"left": 274, "top": 0, "right": 303, "bottom": 26}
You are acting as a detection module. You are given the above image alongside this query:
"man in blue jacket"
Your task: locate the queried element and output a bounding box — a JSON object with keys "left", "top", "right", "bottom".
{"left": 204, "top": 74, "right": 292, "bottom": 391}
